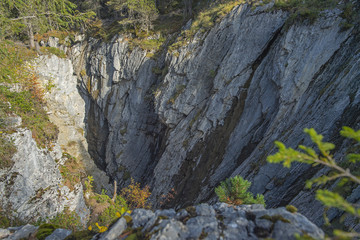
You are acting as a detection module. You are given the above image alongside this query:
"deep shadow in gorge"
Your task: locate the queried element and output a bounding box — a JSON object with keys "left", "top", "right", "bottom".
{"left": 72, "top": 4, "right": 360, "bottom": 227}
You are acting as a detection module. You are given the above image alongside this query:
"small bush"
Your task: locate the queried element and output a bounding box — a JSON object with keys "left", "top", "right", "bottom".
{"left": 48, "top": 209, "right": 83, "bottom": 232}
{"left": 36, "top": 223, "right": 58, "bottom": 240}
{"left": 121, "top": 178, "right": 151, "bottom": 209}
{"left": 85, "top": 176, "right": 129, "bottom": 230}
{"left": 215, "top": 175, "right": 265, "bottom": 206}
{"left": 286, "top": 205, "right": 298, "bottom": 213}
{"left": 0, "top": 40, "right": 58, "bottom": 149}
{"left": 59, "top": 153, "right": 85, "bottom": 191}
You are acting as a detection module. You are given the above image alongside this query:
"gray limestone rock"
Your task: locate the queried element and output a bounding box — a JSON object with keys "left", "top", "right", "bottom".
{"left": 45, "top": 229, "right": 72, "bottom": 240}
{"left": 34, "top": 54, "right": 111, "bottom": 194}
{"left": 67, "top": 0, "right": 359, "bottom": 228}
{"left": 150, "top": 219, "right": 188, "bottom": 240}
{"left": 196, "top": 203, "right": 216, "bottom": 217}
{"left": 155, "top": 209, "right": 177, "bottom": 218}
{"left": 131, "top": 209, "right": 156, "bottom": 228}
{"left": 98, "top": 217, "right": 127, "bottom": 240}
{"left": 186, "top": 216, "right": 219, "bottom": 239}
{"left": 0, "top": 229, "right": 10, "bottom": 239}
{"left": 6, "top": 224, "right": 38, "bottom": 240}
{"left": 92, "top": 203, "right": 324, "bottom": 240}
{"left": 47, "top": 37, "right": 60, "bottom": 48}
{"left": 0, "top": 128, "right": 89, "bottom": 224}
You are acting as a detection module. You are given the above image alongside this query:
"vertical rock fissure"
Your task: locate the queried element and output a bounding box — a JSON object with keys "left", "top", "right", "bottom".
{"left": 170, "top": 25, "right": 284, "bottom": 207}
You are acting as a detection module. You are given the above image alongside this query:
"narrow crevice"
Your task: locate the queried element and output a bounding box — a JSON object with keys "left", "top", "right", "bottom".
{"left": 169, "top": 23, "right": 285, "bottom": 208}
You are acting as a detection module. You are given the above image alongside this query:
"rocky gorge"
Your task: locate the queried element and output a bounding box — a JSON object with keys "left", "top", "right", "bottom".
{"left": 0, "top": 1, "right": 359, "bottom": 239}
{"left": 72, "top": 2, "right": 359, "bottom": 226}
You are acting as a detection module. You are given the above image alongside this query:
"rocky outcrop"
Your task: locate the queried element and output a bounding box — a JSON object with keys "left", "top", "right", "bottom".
{"left": 0, "top": 203, "right": 324, "bottom": 240}
{"left": 0, "top": 54, "right": 104, "bottom": 225}
{"left": 94, "top": 203, "right": 324, "bottom": 240}
{"left": 0, "top": 129, "right": 89, "bottom": 224}
{"left": 70, "top": 2, "right": 360, "bottom": 227}
{"left": 35, "top": 55, "right": 111, "bottom": 193}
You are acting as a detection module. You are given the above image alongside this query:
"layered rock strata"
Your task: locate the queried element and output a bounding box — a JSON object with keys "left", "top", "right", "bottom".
{"left": 71, "top": 3, "right": 360, "bottom": 227}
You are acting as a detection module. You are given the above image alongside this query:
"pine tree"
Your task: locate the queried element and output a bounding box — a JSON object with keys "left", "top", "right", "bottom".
{"left": 215, "top": 175, "right": 265, "bottom": 206}
{"left": 107, "top": 0, "right": 158, "bottom": 32}
{"left": 0, "top": 0, "right": 95, "bottom": 48}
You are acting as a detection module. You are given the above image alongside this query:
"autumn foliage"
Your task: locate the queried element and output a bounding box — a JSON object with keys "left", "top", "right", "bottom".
{"left": 120, "top": 178, "right": 151, "bottom": 209}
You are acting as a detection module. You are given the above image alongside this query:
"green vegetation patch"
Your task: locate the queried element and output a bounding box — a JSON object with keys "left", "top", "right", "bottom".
{"left": 168, "top": 84, "right": 186, "bottom": 105}
{"left": 285, "top": 205, "right": 298, "bottom": 213}
{"left": 41, "top": 47, "right": 67, "bottom": 58}
{"left": 0, "top": 40, "right": 58, "bottom": 151}
{"left": 35, "top": 30, "right": 76, "bottom": 46}
{"left": 36, "top": 223, "right": 58, "bottom": 240}
{"left": 273, "top": 0, "right": 358, "bottom": 28}
{"left": 0, "top": 207, "right": 24, "bottom": 228}
{"left": 169, "top": 0, "right": 241, "bottom": 52}
{"left": 215, "top": 175, "right": 265, "bottom": 206}
{"left": 60, "top": 153, "right": 85, "bottom": 191}
{"left": 48, "top": 209, "right": 83, "bottom": 232}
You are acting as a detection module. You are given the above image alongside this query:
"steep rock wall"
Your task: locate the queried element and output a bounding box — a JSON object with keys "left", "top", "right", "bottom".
{"left": 72, "top": 3, "right": 360, "bottom": 226}
{"left": 0, "top": 129, "right": 89, "bottom": 224}
{"left": 35, "top": 55, "right": 111, "bottom": 193}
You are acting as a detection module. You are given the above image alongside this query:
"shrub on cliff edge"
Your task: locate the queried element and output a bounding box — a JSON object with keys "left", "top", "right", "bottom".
{"left": 215, "top": 175, "right": 265, "bottom": 206}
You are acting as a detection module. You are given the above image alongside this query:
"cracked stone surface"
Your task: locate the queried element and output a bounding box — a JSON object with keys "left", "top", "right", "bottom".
{"left": 0, "top": 130, "right": 89, "bottom": 224}
{"left": 92, "top": 203, "right": 324, "bottom": 240}
{"left": 69, "top": 2, "right": 360, "bottom": 227}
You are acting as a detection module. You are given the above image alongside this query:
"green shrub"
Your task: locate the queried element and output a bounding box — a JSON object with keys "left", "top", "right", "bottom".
{"left": 48, "top": 209, "right": 83, "bottom": 232}
{"left": 0, "top": 211, "right": 10, "bottom": 228}
{"left": 97, "top": 195, "right": 128, "bottom": 227}
{"left": 0, "top": 40, "right": 58, "bottom": 149}
{"left": 215, "top": 175, "right": 265, "bottom": 206}
{"left": 267, "top": 127, "right": 360, "bottom": 239}
{"left": 36, "top": 223, "right": 58, "bottom": 240}
{"left": 59, "top": 153, "right": 85, "bottom": 191}
{"left": 286, "top": 205, "right": 298, "bottom": 213}
{"left": 85, "top": 178, "right": 129, "bottom": 230}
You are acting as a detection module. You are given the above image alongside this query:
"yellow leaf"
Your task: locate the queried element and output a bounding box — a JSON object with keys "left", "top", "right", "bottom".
{"left": 120, "top": 207, "right": 126, "bottom": 215}
{"left": 126, "top": 210, "right": 132, "bottom": 214}
{"left": 99, "top": 226, "right": 108, "bottom": 233}
{"left": 116, "top": 212, "right": 121, "bottom": 218}
{"left": 88, "top": 225, "right": 92, "bottom": 231}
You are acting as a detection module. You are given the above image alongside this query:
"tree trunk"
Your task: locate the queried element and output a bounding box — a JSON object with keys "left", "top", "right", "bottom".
{"left": 27, "top": 23, "right": 35, "bottom": 49}
{"left": 112, "top": 180, "right": 117, "bottom": 202}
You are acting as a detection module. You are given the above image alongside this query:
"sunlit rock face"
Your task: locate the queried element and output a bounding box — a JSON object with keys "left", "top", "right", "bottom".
{"left": 0, "top": 129, "right": 89, "bottom": 224}
{"left": 71, "top": 3, "right": 359, "bottom": 227}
